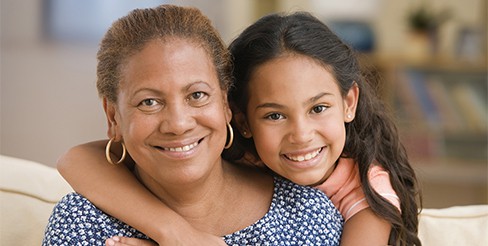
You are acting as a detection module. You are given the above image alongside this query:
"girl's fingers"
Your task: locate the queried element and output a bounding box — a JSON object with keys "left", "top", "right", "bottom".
{"left": 106, "top": 236, "right": 157, "bottom": 246}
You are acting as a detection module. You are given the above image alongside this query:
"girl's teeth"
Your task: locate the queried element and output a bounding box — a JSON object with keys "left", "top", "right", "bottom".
{"left": 286, "top": 149, "right": 320, "bottom": 162}
{"left": 165, "top": 142, "right": 198, "bottom": 152}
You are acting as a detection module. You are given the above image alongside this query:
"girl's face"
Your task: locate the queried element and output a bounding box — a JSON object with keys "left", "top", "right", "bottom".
{"left": 106, "top": 38, "right": 231, "bottom": 188}
{"left": 243, "top": 54, "right": 358, "bottom": 186}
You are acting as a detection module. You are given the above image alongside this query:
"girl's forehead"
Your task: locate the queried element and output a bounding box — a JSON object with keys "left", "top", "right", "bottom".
{"left": 250, "top": 55, "right": 337, "bottom": 87}
{"left": 247, "top": 55, "right": 342, "bottom": 102}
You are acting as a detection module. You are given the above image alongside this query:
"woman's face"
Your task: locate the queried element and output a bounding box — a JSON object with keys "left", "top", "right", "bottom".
{"left": 108, "top": 38, "right": 231, "bottom": 186}
{"left": 244, "top": 54, "right": 358, "bottom": 186}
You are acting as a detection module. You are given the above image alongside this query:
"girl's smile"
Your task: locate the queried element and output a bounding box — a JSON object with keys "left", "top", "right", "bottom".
{"left": 283, "top": 147, "right": 323, "bottom": 163}
{"left": 243, "top": 54, "right": 357, "bottom": 186}
{"left": 281, "top": 146, "right": 326, "bottom": 172}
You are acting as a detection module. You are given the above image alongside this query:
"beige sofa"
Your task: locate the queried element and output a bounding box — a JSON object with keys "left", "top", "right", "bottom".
{"left": 1, "top": 154, "right": 487, "bottom": 245}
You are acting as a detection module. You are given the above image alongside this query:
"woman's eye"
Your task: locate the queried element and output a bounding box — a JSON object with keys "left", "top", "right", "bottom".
{"left": 137, "top": 98, "right": 162, "bottom": 112}
{"left": 311, "top": 105, "right": 328, "bottom": 114}
{"left": 190, "top": 91, "right": 205, "bottom": 100}
{"left": 140, "top": 99, "right": 157, "bottom": 106}
{"left": 265, "top": 113, "right": 284, "bottom": 121}
{"left": 187, "top": 91, "right": 210, "bottom": 106}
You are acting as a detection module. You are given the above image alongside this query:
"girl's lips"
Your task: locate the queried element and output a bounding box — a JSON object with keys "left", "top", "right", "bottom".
{"left": 280, "top": 147, "right": 326, "bottom": 171}
{"left": 284, "top": 147, "right": 323, "bottom": 162}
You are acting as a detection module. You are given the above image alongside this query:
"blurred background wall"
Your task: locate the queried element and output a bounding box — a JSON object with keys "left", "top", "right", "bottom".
{"left": 1, "top": 0, "right": 486, "bottom": 208}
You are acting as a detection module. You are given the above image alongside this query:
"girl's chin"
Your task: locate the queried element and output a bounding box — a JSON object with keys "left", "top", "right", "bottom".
{"left": 288, "top": 175, "right": 325, "bottom": 187}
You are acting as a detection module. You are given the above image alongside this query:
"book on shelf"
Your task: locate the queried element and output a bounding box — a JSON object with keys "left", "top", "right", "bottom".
{"left": 395, "top": 68, "right": 487, "bottom": 134}
{"left": 450, "top": 82, "right": 488, "bottom": 133}
{"left": 423, "top": 78, "right": 464, "bottom": 132}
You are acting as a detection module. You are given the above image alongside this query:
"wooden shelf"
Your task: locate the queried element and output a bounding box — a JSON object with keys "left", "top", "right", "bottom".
{"left": 361, "top": 53, "right": 488, "bottom": 207}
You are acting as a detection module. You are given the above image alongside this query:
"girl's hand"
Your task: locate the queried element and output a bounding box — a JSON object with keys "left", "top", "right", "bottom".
{"left": 105, "top": 236, "right": 157, "bottom": 246}
{"left": 155, "top": 228, "right": 228, "bottom": 246}
{"left": 105, "top": 232, "right": 228, "bottom": 246}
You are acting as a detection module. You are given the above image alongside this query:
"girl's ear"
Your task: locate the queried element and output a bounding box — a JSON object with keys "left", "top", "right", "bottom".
{"left": 230, "top": 103, "right": 252, "bottom": 138}
{"left": 344, "top": 83, "right": 359, "bottom": 123}
{"left": 102, "top": 97, "right": 121, "bottom": 140}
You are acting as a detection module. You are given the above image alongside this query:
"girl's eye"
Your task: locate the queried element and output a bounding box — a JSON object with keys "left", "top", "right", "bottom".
{"left": 137, "top": 98, "right": 162, "bottom": 112}
{"left": 311, "top": 105, "right": 328, "bottom": 114}
{"left": 265, "top": 113, "right": 284, "bottom": 121}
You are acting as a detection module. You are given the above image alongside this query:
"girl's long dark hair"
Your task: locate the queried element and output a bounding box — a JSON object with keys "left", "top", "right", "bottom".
{"left": 226, "top": 12, "right": 422, "bottom": 245}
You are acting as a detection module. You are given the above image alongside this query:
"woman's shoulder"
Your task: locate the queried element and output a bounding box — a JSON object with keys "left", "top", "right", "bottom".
{"left": 223, "top": 177, "right": 343, "bottom": 245}
{"left": 43, "top": 192, "right": 147, "bottom": 245}
{"left": 273, "top": 177, "right": 341, "bottom": 211}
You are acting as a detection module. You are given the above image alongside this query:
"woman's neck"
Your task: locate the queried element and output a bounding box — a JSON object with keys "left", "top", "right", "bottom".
{"left": 135, "top": 159, "right": 274, "bottom": 236}
{"left": 134, "top": 158, "right": 226, "bottom": 209}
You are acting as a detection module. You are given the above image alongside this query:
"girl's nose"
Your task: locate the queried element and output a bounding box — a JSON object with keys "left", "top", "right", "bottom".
{"left": 287, "top": 117, "right": 314, "bottom": 145}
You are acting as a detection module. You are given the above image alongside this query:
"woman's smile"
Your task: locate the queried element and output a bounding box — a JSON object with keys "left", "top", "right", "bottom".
{"left": 152, "top": 137, "right": 205, "bottom": 159}
{"left": 160, "top": 139, "right": 202, "bottom": 152}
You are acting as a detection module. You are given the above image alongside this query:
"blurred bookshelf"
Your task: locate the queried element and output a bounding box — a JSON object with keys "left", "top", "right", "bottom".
{"left": 361, "top": 54, "right": 488, "bottom": 208}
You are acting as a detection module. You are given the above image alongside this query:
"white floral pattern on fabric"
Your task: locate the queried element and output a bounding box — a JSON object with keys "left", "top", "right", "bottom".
{"left": 42, "top": 177, "right": 343, "bottom": 246}
{"left": 223, "top": 177, "right": 343, "bottom": 245}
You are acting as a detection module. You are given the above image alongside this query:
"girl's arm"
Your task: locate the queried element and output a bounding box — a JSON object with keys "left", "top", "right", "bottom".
{"left": 57, "top": 140, "right": 226, "bottom": 245}
{"left": 340, "top": 208, "right": 391, "bottom": 246}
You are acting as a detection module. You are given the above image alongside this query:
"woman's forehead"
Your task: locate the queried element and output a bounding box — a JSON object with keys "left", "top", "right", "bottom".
{"left": 119, "top": 38, "right": 220, "bottom": 91}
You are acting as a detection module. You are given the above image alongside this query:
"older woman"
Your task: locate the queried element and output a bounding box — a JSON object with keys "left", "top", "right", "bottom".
{"left": 42, "top": 5, "right": 342, "bottom": 245}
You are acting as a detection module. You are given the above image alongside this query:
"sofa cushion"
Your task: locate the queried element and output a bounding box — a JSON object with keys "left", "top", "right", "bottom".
{"left": 1, "top": 154, "right": 487, "bottom": 245}
{"left": 0, "top": 155, "right": 72, "bottom": 246}
{"left": 419, "top": 204, "right": 488, "bottom": 246}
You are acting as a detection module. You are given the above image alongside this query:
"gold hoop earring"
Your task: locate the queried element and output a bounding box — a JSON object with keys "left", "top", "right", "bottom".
{"left": 224, "top": 123, "right": 234, "bottom": 149}
{"left": 105, "top": 138, "right": 127, "bottom": 165}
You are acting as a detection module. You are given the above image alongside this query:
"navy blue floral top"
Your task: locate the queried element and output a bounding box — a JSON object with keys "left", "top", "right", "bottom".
{"left": 43, "top": 177, "right": 343, "bottom": 245}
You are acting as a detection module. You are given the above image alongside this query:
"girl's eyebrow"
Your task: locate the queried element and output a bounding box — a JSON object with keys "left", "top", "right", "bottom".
{"left": 307, "top": 92, "right": 332, "bottom": 105}
{"left": 255, "top": 102, "right": 285, "bottom": 110}
{"left": 255, "top": 92, "right": 333, "bottom": 110}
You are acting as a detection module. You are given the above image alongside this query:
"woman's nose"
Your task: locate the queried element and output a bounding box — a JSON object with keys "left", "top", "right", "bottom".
{"left": 159, "top": 103, "right": 196, "bottom": 135}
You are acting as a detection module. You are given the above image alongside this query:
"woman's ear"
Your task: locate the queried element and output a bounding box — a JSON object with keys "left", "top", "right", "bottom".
{"left": 344, "top": 83, "right": 359, "bottom": 123}
{"left": 102, "top": 97, "right": 120, "bottom": 140}
{"left": 222, "top": 92, "right": 233, "bottom": 124}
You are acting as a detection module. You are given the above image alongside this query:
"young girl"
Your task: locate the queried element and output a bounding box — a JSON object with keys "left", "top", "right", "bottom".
{"left": 58, "top": 11, "right": 421, "bottom": 246}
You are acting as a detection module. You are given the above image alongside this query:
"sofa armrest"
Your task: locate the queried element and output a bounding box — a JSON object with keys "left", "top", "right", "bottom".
{"left": 0, "top": 155, "right": 72, "bottom": 246}
{"left": 419, "top": 204, "right": 488, "bottom": 246}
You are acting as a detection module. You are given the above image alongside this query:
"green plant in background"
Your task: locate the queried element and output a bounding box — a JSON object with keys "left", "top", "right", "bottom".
{"left": 407, "top": 4, "right": 451, "bottom": 32}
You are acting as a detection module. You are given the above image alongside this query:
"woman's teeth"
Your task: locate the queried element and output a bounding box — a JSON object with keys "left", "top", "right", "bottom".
{"left": 164, "top": 141, "right": 198, "bottom": 152}
{"left": 285, "top": 148, "right": 321, "bottom": 162}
